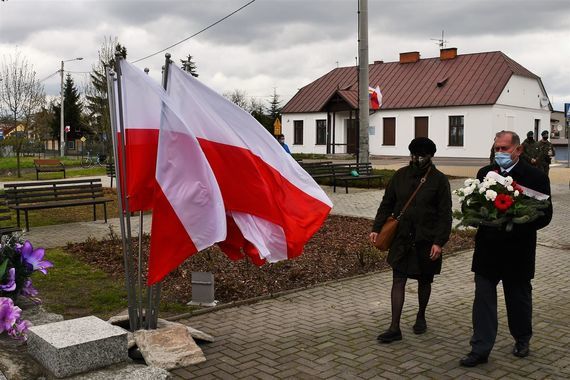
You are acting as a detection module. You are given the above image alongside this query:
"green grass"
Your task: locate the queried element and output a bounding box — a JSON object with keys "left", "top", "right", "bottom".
{"left": 0, "top": 156, "right": 82, "bottom": 170}
{"left": 32, "top": 248, "right": 128, "bottom": 319}
{"left": 315, "top": 168, "right": 395, "bottom": 189}
{"left": 0, "top": 166, "right": 106, "bottom": 182}
{"left": 32, "top": 248, "right": 199, "bottom": 319}
{"left": 292, "top": 153, "right": 328, "bottom": 160}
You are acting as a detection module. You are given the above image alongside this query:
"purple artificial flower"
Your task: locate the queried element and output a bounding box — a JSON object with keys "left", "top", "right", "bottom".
{"left": 8, "top": 319, "right": 31, "bottom": 341}
{"left": 21, "top": 279, "right": 41, "bottom": 304}
{"left": 20, "top": 241, "right": 53, "bottom": 274}
{"left": 0, "top": 268, "right": 16, "bottom": 292}
{"left": 0, "top": 297, "right": 21, "bottom": 334}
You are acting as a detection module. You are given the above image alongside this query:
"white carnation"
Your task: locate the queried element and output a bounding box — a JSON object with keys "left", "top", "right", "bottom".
{"left": 504, "top": 176, "right": 513, "bottom": 186}
{"left": 485, "top": 190, "right": 498, "bottom": 201}
{"left": 464, "top": 179, "right": 474, "bottom": 187}
{"left": 479, "top": 187, "right": 486, "bottom": 194}
{"left": 463, "top": 186, "right": 474, "bottom": 196}
{"left": 514, "top": 190, "right": 520, "bottom": 197}
{"left": 506, "top": 185, "right": 514, "bottom": 192}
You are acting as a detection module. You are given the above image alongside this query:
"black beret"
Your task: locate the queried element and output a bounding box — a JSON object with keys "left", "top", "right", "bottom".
{"left": 527, "top": 131, "right": 534, "bottom": 137}
{"left": 541, "top": 130, "right": 549, "bottom": 136}
{"left": 408, "top": 137, "right": 436, "bottom": 156}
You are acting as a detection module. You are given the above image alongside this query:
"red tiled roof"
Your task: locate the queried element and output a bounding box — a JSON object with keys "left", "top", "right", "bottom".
{"left": 282, "top": 51, "right": 540, "bottom": 113}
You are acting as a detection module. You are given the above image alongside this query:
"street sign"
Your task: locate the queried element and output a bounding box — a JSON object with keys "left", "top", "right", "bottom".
{"left": 80, "top": 136, "right": 86, "bottom": 142}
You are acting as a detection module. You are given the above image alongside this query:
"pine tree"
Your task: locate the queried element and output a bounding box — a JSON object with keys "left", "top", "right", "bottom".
{"left": 268, "top": 88, "right": 281, "bottom": 121}
{"left": 180, "top": 54, "right": 198, "bottom": 77}
{"left": 84, "top": 38, "right": 127, "bottom": 155}
{"left": 62, "top": 74, "right": 84, "bottom": 142}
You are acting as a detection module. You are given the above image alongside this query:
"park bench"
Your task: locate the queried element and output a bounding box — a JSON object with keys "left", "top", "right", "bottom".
{"left": 106, "top": 162, "right": 116, "bottom": 188}
{"left": 33, "top": 159, "right": 66, "bottom": 180}
{"left": 0, "top": 193, "right": 21, "bottom": 237}
{"left": 3, "top": 178, "right": 112, "bottom": 231}
{"left": 332, "top": 162, "right": 383, "bottom": 193}
{"left": 300, "top": 161, "right": 334, "bottom": 180}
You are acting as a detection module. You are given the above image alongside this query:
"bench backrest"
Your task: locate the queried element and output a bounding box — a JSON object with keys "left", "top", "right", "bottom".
{"left": 106, "top": 162, "right": 116, "bottom": 176}
{"left": 34, "top": 159, "right": 63, "bottom": 167}
{"left": 332, "top": 162, "right": 374, "bottom": 176}
{"left": 4, "top": 179, "right": 106, "bottom": 206}
{"left": 0, "top": 193, "right": 13, "bottom": 223}
{"left": 300, "top": 161, "right": 334, "bottom": 176}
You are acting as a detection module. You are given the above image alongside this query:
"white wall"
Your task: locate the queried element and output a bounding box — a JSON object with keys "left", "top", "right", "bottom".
{"left": 496, "top": 75, "right": 549, "bottom": 110}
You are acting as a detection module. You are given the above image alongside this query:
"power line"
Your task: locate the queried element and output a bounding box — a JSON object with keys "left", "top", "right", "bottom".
{"left": 132, "top": 0, "right": 256, "bottom": 63}
{"left": 38, "top": 70, "right": 60, "bottom": 83}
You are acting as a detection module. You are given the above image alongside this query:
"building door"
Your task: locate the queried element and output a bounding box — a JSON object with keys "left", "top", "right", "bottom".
{"left": 415, "top": 116, "right": 429, "bottom": 138}
{"left": 346, "top": 119, "right": 358, "bottom": 154}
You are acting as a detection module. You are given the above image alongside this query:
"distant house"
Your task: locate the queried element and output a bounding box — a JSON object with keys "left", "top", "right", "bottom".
{"left": 281, "top": 49, "right": 552, "bottom": 159}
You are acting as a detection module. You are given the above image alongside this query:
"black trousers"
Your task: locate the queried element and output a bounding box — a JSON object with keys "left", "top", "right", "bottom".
{"left": 469, "top": 274, "right": 533, "bottom": 357}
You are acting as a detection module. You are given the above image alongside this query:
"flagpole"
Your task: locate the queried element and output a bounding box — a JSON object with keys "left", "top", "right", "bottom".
{"left": 111, "top": 52, "right": 140, "bottom": 331}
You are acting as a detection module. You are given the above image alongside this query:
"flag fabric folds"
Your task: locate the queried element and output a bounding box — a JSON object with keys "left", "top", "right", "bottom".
{"left": 117, "top": 61, "right": 333, "bottom": 285}
{"left": 368, "top": 86, "right": 382, "bottom": 110}
{"left": 165, "top": 64, "right": 333, "bottom": 273}
{"left": 119, "top": 61, "right": 227, "bottom": 284}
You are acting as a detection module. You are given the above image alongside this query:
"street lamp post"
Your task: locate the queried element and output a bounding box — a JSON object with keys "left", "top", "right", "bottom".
{"left": 60, "top": 57, "right": 83, "bottom": 157}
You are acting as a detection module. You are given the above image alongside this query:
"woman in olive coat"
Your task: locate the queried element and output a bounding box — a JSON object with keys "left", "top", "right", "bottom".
{"left": 369, "top": 137, "right": 452, "bottom": 343}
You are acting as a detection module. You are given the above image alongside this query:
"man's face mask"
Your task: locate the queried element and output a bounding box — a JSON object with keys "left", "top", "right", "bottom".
{"left": 278, "top": 138, "right": 285, "bottom": 144}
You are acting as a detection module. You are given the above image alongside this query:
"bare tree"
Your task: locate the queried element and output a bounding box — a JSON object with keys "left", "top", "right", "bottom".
{"left": 0, "top": 51, "right": 46, "bottom": 176}
{"left": 223, "top": 89, "right": 249, "bottom": 111}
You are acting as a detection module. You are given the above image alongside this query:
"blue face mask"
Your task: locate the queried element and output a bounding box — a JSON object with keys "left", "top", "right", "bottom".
{"left": 495, "top": 152, "right": 513, "bottom": 169}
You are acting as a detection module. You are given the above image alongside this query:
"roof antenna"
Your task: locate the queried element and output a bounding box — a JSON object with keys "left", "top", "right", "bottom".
{"left": 431, "top": 30, "right": 448, "bottom": 49}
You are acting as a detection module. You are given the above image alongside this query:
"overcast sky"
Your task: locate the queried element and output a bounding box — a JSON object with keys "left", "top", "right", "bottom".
{"left": 1, "top": 0, "right": 569, "bottom": 111}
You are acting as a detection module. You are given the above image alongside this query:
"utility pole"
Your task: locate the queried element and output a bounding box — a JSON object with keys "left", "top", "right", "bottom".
{"left": 358, "top": 0, "right": 370, "bottom": 163}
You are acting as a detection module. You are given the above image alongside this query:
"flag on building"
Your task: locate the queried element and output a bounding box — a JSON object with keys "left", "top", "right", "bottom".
{"left": 163, "top": 64, "right": 333, "bottom": 275}
{"left": 368, "top": 86, "right": 382, "bottom": 110}
{"left": 119, "top": 61, "right": 227, "bottom": 284}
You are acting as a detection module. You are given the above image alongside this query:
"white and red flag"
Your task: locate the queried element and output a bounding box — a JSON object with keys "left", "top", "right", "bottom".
{"left": 116, "top": 63, "right": 161, "bottom": 212}
{"left": 368, "top": 85, "right": 382, "bottom": 110}
{"left": 119, "top": 61, "right": 227, "bottom": 284}
{"left": 161, "top": 64, "right": 333, "bottom": 277}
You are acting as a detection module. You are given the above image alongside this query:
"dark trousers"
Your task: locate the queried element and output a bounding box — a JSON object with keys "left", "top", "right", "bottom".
{"left": 470, "top": 274, "right": 533, "bottom": 356}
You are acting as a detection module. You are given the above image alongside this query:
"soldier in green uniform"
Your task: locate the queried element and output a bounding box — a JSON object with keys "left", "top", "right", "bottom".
{"left": 521, "top": 131, "right": 541, "bottom": 169}
{"left": 538, "top": 130, "right": 555, "bottom": 175}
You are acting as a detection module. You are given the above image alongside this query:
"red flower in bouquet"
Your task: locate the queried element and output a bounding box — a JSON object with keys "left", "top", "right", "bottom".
{"left": 494, "top": 193, "right": 514, "bottom": 212}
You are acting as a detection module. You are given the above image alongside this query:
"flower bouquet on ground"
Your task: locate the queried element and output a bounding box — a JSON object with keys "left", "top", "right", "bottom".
{"left": 453, "top": 171, "right": 550, "bottom": 232}
{"left": 0, "top": 236, "right": 53, "bottom": 340}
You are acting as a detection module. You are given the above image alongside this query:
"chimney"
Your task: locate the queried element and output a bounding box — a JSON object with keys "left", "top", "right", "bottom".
{"left": 440, "top": 47, "right": 458, "bottom": 61}
{"left": 374, "top": 60, "right": 384, "bottom": 64}
{"left": 399, "top": 51, "right": 420, "bottom": 64}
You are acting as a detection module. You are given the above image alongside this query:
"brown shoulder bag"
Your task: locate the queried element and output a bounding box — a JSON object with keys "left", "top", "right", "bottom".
{"left": 373, "top": 167, "right": 431, "bottom": 250}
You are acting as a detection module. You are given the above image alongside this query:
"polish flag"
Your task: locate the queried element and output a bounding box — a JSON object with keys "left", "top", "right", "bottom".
{"left": 116, "top": 63, "right": 160, "bottom": 212}
{"left": 164, "top": 64, "right": 333, "bottom": 273}
{"left": 119, "top": 61, "right": 226, "bottom": 284}
{"left": 368, "top": 86, "right": 382, "bottom": 110}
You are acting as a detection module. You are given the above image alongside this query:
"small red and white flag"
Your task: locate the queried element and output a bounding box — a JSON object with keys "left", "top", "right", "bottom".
{"left": 368, "top": 86, "right": 382, "bottom": 110}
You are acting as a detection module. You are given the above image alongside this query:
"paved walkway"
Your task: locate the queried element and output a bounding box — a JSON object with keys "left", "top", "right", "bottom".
{"left": 5, "top": 167, "right": 570, "bottom": 379}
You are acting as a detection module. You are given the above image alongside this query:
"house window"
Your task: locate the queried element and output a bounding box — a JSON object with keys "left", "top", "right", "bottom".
{"left": 67, "top": 140, "right": 76, "bottom": 150}
{"left": 414, "top": 116, "right": 429, "bottom": 138}
{"left": 315, "top": 119, "right": 326, "bottom": 145}
{"left": 383, "top": 117, "right": 396, "bottom": 146}
{"left": 448, "top": 115, "right": 464, "bottom": 146}
{"left": 293, "top": 120, "right": 304, "bottom": 145}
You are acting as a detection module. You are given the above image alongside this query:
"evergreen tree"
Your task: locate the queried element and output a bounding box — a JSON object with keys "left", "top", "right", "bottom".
{"left": 180, "top": 54, "right": 198, "bottom": 77}
{"left": 62, "top": 74, "right": 83, "bottom": 139}
{"left": 268, "top": 88, "right": 281, "bottom": 121}
{"left": 84, "top": 38, "right": 127, "bottom": 155}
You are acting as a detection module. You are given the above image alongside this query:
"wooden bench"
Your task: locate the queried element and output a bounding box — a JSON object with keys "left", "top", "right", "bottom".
{"left": 0, "top": 193, "right": 21, "bottom": 237}
{"left": 4, "top": 179, "right": 112, "bottom": 231}
{"left": 300, "top": 161, "right": 334, "bottom": 180}
{"left": 106, "top": 162, "right": 116, "bottom": 188}
{"left": 34, "top": 159, "right": 66, "bottom": 180}
{"left": 332, "top": 162, "right": 383, "bottom": 193}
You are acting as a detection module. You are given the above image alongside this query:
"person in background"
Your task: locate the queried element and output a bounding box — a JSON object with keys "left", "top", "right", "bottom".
{"left": 538, "top": 130, "right": 555, "bottom": 175}
{"left": 370, "top": 137, "right": 452, "bottom": 344}
{"left": 460, "top": 130, "right": 553, "bottom": 367}
{"left": 277, "top": 134, "right": 291, "bottom": 154}
{"left": 521, "top": 131, "right": 541, "bottom": 169}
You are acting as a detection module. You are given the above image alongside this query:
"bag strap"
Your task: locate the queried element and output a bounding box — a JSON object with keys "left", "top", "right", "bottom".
{"left": 396, "top": 166, "right": 432, "bottom": 220}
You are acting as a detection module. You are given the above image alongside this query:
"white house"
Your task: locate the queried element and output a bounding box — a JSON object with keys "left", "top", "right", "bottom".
{"left": 281, "top": 49, "right": 552, "bottom": 159}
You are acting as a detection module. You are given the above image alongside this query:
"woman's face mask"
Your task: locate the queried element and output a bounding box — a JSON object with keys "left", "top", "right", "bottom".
{"left": 411, "top": 154, "right": 432, "bottom": 168}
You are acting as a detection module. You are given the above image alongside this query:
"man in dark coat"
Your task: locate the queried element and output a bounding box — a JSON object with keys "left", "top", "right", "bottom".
{"left": 460, "top": 130, "right": 553, "bottom": 367}
{"left": 370, "top": 137, "right": 452, "bottom": 343}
